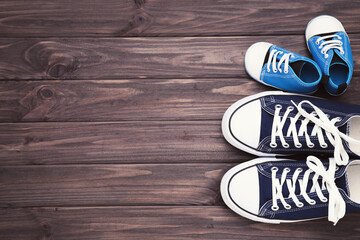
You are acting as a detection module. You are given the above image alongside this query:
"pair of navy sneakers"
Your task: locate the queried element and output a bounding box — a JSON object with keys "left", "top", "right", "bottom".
{"left": 245, "top": 15, "right": 353, "bottom": 96}
{"left": 220, "top": 16, "right": 359, "bottom": 225}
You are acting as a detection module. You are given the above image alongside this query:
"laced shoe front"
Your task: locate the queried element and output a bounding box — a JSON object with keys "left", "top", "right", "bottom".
{"left": 221, "top": 156, "right": 360, "bottom": 224}
{"left": 222, "top": 91, "right": 360, "bottom": 163}
{"left": 306, "top": 15, "right": 353, "bottom": 96}
{"left": 245, "top": 42, "right": 322, "bottom": 94}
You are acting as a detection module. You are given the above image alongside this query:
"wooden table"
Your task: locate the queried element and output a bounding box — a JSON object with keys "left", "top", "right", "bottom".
{"left": 0, "top": 1, "right": 360, "bottom": 239}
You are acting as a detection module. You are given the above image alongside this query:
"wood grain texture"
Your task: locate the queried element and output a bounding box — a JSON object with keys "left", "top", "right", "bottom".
{"left": 1, "top": 0, "right": 360, "bottom": 37}
{"left": 1, "top": 35, "right": 359, "bottom": 80}
{"left": 0, "top": 206, "right": 359, "bottom": 240}
{"left": 0, "top": 164, "right": 230, "bottom": 207}
{"left": 0, "top": 121, "right": 248, "bottom": 165}
{"left": 1, "top": 78, "right": 360, "bottom": 122}
{"left": 0, "top": 78, "right": 264, "bottom": 122}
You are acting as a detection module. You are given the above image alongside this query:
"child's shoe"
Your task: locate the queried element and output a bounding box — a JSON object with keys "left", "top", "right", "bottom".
{"left": 306, "top": 15, "right": 353, "bottom": 96}
{"left": 245, "top": 42, "right": 322, "bottom": 94}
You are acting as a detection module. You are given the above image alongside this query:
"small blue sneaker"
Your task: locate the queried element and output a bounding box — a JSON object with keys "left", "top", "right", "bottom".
{"left": 221, "top": 156, "right": 360, "bottom": 225}
{"left": 306, "top": 15, "right": 353, "bottom": 96}
{"left": 222, "top": 91, "right": 360, "bottom": 163}
{"left": 245, "top": 42, "right": 322, "bottom": 94}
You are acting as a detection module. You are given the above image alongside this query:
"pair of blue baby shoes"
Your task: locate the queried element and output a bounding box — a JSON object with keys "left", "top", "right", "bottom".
{"left": 245, "top": 15, "right": 353, "bottom": 96}
{"left": 220, "top": 16, "right": 359, "bottom": 226}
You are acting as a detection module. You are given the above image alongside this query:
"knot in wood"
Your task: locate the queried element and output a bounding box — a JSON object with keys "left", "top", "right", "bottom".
{"left": 48, "top": 64, "right": 67, "bottom": 78}
{"left": 38, "top": 87, "right": 54, "bottom": 99}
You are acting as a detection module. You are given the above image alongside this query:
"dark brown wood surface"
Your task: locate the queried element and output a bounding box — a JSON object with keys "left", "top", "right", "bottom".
{"left": 1, "top": 0, "right": 360, "bottom": 37}
{"left": 1, "top": 78, "right": 360, "bottom": 123}
{"left": 0, "top": 122, "right": 248, "bottom": 165}
{"left": 0, "top": 164, "right": 229, "bottom": 207}
{"left": 0, "top": 207, "right": 359, "bottom": 240}
{"left": 1, "top": 0, "right": 360, "bottom": 239}
{"left": 0, "top": 36, "right": 359, "bottom": 80}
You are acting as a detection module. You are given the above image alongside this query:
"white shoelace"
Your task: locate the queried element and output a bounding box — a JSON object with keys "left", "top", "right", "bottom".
{"left": 270, "top": 100, "right": 360, "bottom": 166}
{"left": 316, "top": 34, "right": 344, "bottom": 59}
{"left": 271, "top": 156, "right": 345, "bottom": 225}
{"left": 267, "top": 49, "right": 293, "bottom": 73}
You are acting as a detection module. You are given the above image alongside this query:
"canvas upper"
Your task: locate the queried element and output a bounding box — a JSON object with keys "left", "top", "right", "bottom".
{"left": 221, "top": 157, "right": 360, "bottom": 225}
{"left": 306, "top": 15, "right": 353, "bottom": 96}
{"left": 222, "top": 91, "right": 360, "bottom": 161}
{"left": 245, "top": 42, "right": 322, "bottom": 94}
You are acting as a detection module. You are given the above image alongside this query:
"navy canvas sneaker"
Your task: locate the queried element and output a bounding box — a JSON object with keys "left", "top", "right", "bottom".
{"left": 222, "top": 91, "right": 360, "bottom": 164}
{"left": 306, "top": 15, "right": 353, "bottom": 96}
{"left": 221, "top": 156, "right": 360, "bottom": 225}
{"left": 245, "top": 42, "right": 322, "bottom": 94}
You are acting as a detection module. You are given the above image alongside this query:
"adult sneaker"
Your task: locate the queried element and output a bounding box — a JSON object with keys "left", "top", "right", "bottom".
{"left": 222, "top": 91, "right": 360, "bottom": 165}
{"left": 306, "top": 15, "right": 353, "bottom": 96}
{"left": 245, "top": 42, "right": 322, "bottom": 94}
{"left": 220, "top": 156, "right": 360, "bottom": 225}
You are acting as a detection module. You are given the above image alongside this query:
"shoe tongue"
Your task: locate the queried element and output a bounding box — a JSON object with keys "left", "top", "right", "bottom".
{"left": 258, "top": 165, "right": 350, "bottom": 208}
{"left": 330, "top": 51, "right": 346, "bottom": 66}
{"left": 289, "top": 61, "right": 305, "bottom": 77}
{"left": 338, "top": 122, "right": 348, "bottom": 135}
{"left": 335, "top": 170, "right": 350, "bottom": 196}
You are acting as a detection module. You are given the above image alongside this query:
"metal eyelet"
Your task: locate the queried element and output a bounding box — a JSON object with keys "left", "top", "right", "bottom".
{"left": 295, "top": 143, "right": 302, "bottom": 148}
{"left": 284, "top": 70, "right": 288, "bottom": 73}
{"left": 309, "top": 199, "right": 316, "bottom": 205}
{"left": 321, "top": 197, "right": 328, "bottom": 203}
{"left": 340, "top": 50, "right": 344, "bottom": 54}
{"left": 320, "top": 143, "right": 328, "bottom": 148}
{"left": 282, "top": 143, "right": 290, "bottom": 148}
{"left": 270, "top": 142, "right": 277, "bottom": 148}
{"left": 273, "top": 69, "right": 278, "bottom": 73}
{"left": 316, "top": 41, "right": 320, "bottom": 45}
{"left": 271, "top": 166, "right": 278, "bottom": 172}
{"left": 287, "top": 106, "right": 294, "bottom": 111}
{"left": 284, "top": 167, "right": 291, "bottom": 172}
{"left": 284, "top": 204, "right": 291, "bottom": 210}
{"left": 271, "top": 205, "right": 279, "bottom": 211}
{"left": 307, "top": 143, "right": 315, "bottom": 148}
{"left": 296, "top": 168, "right": 303, "bottom": 172}
{"left": 336, "top": 117, "right": 342, "bottom": 122}
{"left": 275, "top": 104, "right": 282, "bottom": 109}
{"left": 296, "top": 202, "right": 304, "bottom": 208}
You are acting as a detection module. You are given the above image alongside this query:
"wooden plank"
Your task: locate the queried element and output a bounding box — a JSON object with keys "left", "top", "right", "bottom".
{"left": 0, "top": 206, "right": 359, "bottom": 240}
{"left": 1, "top": 35, "right": 359, "bottom": 80}
{"left": 0, "top": 78, "right": 264, "bottom": 122}
{"left": 0, "top": 1, "right": 360, "bottom": 37}
{"left": 0, "top": 164, "right": 231, "bottom": 207}
{"left": 1, "top": 78, "right": 360, "bottom": 123}
{"left": 0, "top": 121, "right": 247, "bottom": 165}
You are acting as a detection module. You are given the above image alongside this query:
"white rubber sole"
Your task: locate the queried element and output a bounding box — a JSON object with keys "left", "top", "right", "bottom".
{"left": 222, "top": 91, "right": 304, "bottom": 156}
{"left": 220, "top": 157, "right": 323, "bottom": 224}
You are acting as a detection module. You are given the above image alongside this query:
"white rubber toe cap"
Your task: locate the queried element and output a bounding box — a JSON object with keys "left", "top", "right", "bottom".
{"left": 306, "top": 15, "right": 345, "bottom": 41}
{"left": 221, "top": 165, "right": 260, "bottom": 215}
{"left": 245, "top": 42, "right": 272, "bottom": 81}
{"left": 227, "top": 99, "right": 261, "bottom": 149}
